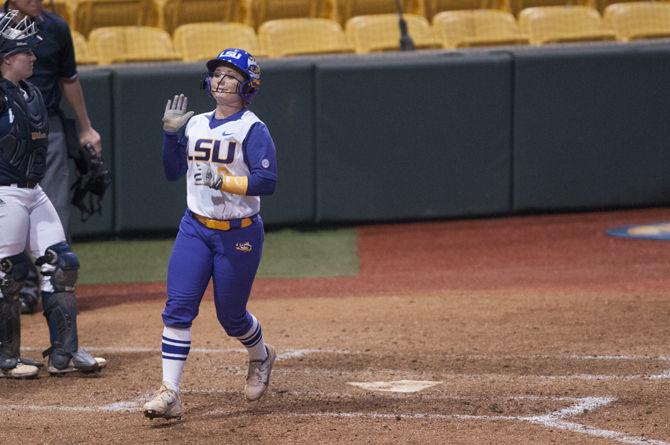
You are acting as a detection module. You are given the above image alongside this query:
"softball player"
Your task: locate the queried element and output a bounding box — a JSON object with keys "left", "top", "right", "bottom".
{"left": 143, "top": 48, "right": 278, "bottom": 420}
{"left": 0, "top": 10, "right": 105, "bottom": 378}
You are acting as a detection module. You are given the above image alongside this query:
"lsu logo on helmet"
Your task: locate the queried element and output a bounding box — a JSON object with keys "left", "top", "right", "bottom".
{"left": 220, "top": 49, "right": 243, "bottom": 59}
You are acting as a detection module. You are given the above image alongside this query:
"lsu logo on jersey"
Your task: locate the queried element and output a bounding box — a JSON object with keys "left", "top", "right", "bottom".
{"left": 188, "top": 139, "right": 237, "bottom": 163}
{"left": 235, "top": 242, "right": 252, "bottom": 253}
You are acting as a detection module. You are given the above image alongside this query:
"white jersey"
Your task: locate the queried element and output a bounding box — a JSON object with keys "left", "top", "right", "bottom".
{"left": 184, "top": 110, "right": 262, "bottom": 220}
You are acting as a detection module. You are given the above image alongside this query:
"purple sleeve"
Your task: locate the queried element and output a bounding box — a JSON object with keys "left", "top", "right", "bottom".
{"left": 162, "top": 131, "right": 188, "bottom": 181}
{"left": 243, "top": 123, "right": 278, "bottom": 196}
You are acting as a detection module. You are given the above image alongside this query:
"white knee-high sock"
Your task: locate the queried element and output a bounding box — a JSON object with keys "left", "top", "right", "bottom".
{"left": 161, "top": 326, "right": 192, "bottom": 392}
{"left": 237, "top": 313, "right": 268, "bottom": 362}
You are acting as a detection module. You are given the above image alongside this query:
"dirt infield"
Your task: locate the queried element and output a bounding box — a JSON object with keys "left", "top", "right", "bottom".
{"left": 3, "top": 208, "right": 670, "bottom": 444}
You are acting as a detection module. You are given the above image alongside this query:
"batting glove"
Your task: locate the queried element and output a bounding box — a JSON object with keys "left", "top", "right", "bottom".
{"left": 162, "top": 93, "right": 194, "bottom": 133}
{"left": 193, "top": 163, "right": 223, "bottom": 190}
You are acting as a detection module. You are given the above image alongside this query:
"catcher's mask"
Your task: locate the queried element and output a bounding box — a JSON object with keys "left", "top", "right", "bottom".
{"left": 71, "top": 144, "right": 112, "bottom": 222}
{"left": 201, "top": 48, "right": 261, "bottom": 105}
{"left": 0, "top": 10, "right": 40, "bottom": 59}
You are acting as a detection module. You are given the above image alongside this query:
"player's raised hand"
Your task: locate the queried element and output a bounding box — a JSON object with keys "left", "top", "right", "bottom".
{"left": 162, "top": 93, "right": 194, "bottom": 133}
{"left": 193, "top": 163, "right": 223, "bottom": 190}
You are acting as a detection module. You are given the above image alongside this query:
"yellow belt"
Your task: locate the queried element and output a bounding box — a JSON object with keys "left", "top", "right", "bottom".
{"left": 192, "top": 213, "right": 254, "bottom": 231}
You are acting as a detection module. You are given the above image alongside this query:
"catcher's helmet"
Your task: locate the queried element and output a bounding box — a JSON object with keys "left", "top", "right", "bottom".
{"left": 0, "top": 10, "right": 40, "bottom": 59}
{"left": 204, "top": 48, "right": 261, "bottom": 104}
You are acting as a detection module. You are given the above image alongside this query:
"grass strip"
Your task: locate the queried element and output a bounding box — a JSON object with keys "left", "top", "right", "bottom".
{"left": 74, "top": 228, "right": 358, "bottom": 285}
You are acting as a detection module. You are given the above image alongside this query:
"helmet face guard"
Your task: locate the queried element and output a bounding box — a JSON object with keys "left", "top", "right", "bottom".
{"left": 0, "top": 10, "right": 39, "bottom": 58}
{"left": 203, "top": 48, "right": 261, "bottom": 105}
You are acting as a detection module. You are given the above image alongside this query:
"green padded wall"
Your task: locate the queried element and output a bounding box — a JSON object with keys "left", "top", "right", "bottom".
{"left": 314, "top": 52, "right": 513, "bottom": 224}
{"left": 512, "top": 43, "right": 670, "bottom": 212}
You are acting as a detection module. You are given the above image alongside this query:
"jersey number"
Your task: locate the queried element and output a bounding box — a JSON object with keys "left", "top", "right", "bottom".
{"left": 189, "top": 139, "right": 236, "bottom": 163}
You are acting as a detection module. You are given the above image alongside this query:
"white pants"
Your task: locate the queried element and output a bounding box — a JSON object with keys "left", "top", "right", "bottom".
{"left": 41, "top": 116, "right": 71, "bottom": 239}
{"left": 0, "top": 185, "right": 65, "bottom": 259}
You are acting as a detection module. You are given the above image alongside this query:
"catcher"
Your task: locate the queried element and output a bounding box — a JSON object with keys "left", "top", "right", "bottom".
{"left": 0, "top": 10, "right": 106, "bottom": 378}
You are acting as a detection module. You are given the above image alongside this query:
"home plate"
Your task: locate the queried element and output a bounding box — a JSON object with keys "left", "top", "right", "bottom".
{"left": 347, "top": 380, "right": 443, "bottom": 393}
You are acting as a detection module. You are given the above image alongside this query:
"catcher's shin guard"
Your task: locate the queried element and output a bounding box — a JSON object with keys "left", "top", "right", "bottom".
{"left": 0, "top": 294, "right": 21, "bottom": 370}
{"left": 37, "top": 243, "right": 82, "bottom": 370}
{"left": 41, "top": 290, "right": 80, "bottom": 369}
{"left": 0, "top": 252, "right": 30, "bottom": 301}
{"left": 0, "top": 253, "right": 30, "bottom": 369}
{"left": 41, "top": 292, "right": 101, "bottom": 374}
{"left": 36, "top": 242, "right": 79, "bottom": 294}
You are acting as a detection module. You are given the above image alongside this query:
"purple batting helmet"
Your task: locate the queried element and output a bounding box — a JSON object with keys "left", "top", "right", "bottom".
{"left": 204, "top": 48, "right": 261, "bottom": 104}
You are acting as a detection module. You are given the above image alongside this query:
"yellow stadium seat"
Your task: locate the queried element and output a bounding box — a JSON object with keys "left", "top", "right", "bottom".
{"left": 45, "top": 0, "right": 76, "bottom": 24}
{"left": 258, "top": 18, "right": 353, "bottom": 57}
{"left": 89, "top": 26, "right": 179, "bottom": 64}
{"left": 241, "top": 0, "right": 337, "bottom": 28}
{"left": 336, "top": 0, "right": 423, "bottom": 24}
{"left": 345, "top": 13, "right": 440, "bottom": 53}
{"left": 604, "top": 2, "right": 670, "bottom": 41}
{"left": 433, "top": 10, "right": 529, "bottom": 48}
{"left": 422, "top": 0, "right": 510, "bottom": 20}
{"left": 513, "top": 0, "right": 594, "bottom": 16}
{"left": 174, "top": 23, "right": 264, "bottom": 62}
{"left": 156, "top": 0, "right": 240, "bottom": 35}
{"left": 71, "top": 30, "right": 98, "bottom": 64}
{"left": 74, "top": 0, "right": 151, "bottom": 37}
{"left": 519, "top": 6, "right": 616, "bottom": 44}
{"left": 596, "top": 0, "right": 647, "bottom": 13}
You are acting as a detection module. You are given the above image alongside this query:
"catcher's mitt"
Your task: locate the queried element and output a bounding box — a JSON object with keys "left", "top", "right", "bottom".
{"left": 71, "top": 144, "right": 112, "bottom": 221}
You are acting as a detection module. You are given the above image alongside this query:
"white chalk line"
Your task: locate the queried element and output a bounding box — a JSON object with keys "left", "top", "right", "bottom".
{"left": 180, "top": 389, "right": 589, "bottom": 403}
{"left": 0, "top": 393, "right": 576, "bottom": 414}
{"left": 18, "top": 347, "right": 670, "bottom": 361}
{"left": 17, "top": 347, "right": 670, "bottom": 380}
{"left": 19, "top": 346, "right": 343, "bottom": 361}
{"left": 269, "top": 367, "right": 670, "bottom": 381}
{"left": 543, "top": 373, "right": 670, "bottom": 381}
{"left": 0, "top": 401, "right": 138, "bottom": 413}
{"left": 650, "top": 370, "right": 670, "bottom": 380}
{"left": 568, "top": 355, "right": 670, "bottom": 362}
{"left": 201, "top": 396, "right": 668, "bottom": 445}
{"left": 524, "top": 396, "right": 669, "bottom": 445}
{"left": 3, "top": 392, "right": 668, "bottom": 444}
{"left": 281, "top": 398, "right": 669, "bottom": 445}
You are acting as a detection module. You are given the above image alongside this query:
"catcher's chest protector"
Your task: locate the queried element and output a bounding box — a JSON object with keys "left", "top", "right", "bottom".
{"left": 0, "top": 78, "right": 48, "bottom": 183}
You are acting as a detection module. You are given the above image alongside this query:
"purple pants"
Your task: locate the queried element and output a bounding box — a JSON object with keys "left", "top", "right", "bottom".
{"left": 162, "top": 210, "right": 264, "bottom": 336}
